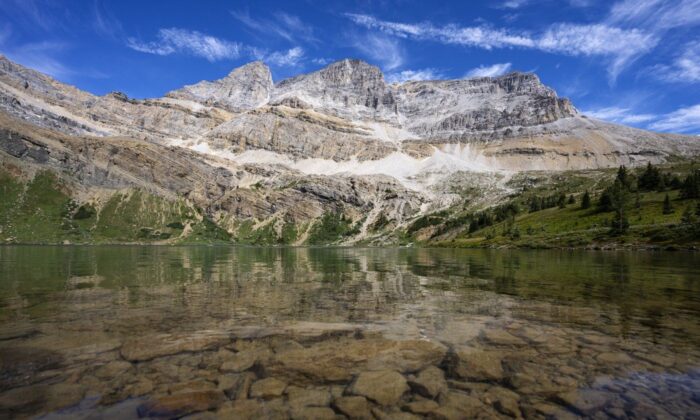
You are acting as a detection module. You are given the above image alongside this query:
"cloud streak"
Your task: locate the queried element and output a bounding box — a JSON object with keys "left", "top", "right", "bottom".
{"left": 465, "top": 63, "right": 512, "bottom": 78}
{"left": 584, "top": 107, "right": 657, "bottom": 124}
{"left": 351, "top": 33, "right": 404, "bottom": 70}
{"left": 650, "top": 42, "right": 700, "bottom": 83}
{"left": 127, "top": 28, "right": 306, "bottom": 67}
{"left": 127, "top": 28, "right": 242, "bottom": 61}
{"left": 385, "top": 68, "right": 444, "bottom": 83}
{"left": 608, "top": 0, "right": 700, "bottom": 31}
{"left": 346, "top": 13, "right": 657, "bottom": 81}
{"left": 257, "top": 46, "right": 304, "bottom": 67}
{"left": 231, "top": 10, "right": 318, "bottom": 44}
{"left": 649, "top": 104, "right": 700, "bottom": 133}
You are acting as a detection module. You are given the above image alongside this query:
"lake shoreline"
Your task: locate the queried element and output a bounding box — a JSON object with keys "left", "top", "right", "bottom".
{"left": 2, "top": 240, "right": 699, "bottom": 252}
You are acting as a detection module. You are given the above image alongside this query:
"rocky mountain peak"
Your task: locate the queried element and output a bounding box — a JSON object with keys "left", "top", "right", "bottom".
{"left": 166, "top": 61, "right": 272, "bottom": 112}
{"left": 491, "top": 72, "right": 552, "bottom": 96}
{"left": 272, "top": 58, "right": 395, "bottom": 120}
{"left": 318, "top": 59, "right": 385, "bottom": 84}
{"left": 225, "top": 60, "right": 271, "bottom": 80}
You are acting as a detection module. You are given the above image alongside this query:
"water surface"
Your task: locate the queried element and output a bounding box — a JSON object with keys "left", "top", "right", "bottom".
{"left": 1, "top": 246, "right": 699, "bottom": 418}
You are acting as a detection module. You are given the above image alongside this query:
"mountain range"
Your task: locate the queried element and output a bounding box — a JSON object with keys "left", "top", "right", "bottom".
{"left": 1, "top": 56, "right": 699, "bottom": 244}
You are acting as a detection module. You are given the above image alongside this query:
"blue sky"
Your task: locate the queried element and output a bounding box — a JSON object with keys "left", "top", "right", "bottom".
{"left": 0, "top": 0, "right": 699, "bottom": 134}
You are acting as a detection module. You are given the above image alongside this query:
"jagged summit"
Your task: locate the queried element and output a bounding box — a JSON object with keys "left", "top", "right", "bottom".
{"left": 166, "top": 60, "right": 273, "bottom": 112}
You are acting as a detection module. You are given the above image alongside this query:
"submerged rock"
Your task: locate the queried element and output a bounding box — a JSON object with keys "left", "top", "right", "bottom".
{"left": 266, "top": 338, "right": 446, "bottom": 383}
{"left": 407, "top": 366, "right": 447, "bottom": 399}
{"left": 350, "top": 370, "right": 409, "bottom": 406}
{"left": 137, "top": 390, "right": 225, "bottom": 417}
{"left": 219, "top": 349, "right": 257, "bottom": 372}
{"left": 286, "top": 385, "right": 331, "bottom": 409}
{"left": 453, "top": 348, "right": 504, "bottom": 381}
{"left": 249, "top": 377, "right": 287, "bottom": 399}
{"left": 403, "top": 399, "right": 440, "bottom": 415}
{"left": 556, "top": 389, "right": 611, "bottom": 415}
{"left": 121, "top": 332, "right": 229, "bottom": 362}
{"left": 333, "top": 395, "right": 373, "bottom": 419}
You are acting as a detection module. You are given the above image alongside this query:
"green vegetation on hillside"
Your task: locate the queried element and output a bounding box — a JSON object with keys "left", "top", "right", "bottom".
{"left": 419, "top": 162, "right": 700, "bottom": 249}
{"left": 307, "top": 211, "right": 360, "bottom": 245}
{"left": 0, "top": 169, "right": 229, "bottom": 244}
{"left": 3, "top": 162, "right": 700, "bottom": 248}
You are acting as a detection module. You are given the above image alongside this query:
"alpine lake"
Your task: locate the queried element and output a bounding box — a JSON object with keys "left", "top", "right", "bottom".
{"left": 0, "top": 246, "right": 699, "bottom": 419}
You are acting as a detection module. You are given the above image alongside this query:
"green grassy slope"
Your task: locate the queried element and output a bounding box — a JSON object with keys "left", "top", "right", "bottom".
{"left": 420, "top": 162, "right": 700, "bottom": 249}
{"left": 0, "top": 169, "right": 230, "bottom": 244}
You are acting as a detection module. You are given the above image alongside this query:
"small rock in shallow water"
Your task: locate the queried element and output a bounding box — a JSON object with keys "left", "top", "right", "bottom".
{"left": 333, "top": 396, "right": 373, "bottom": 419}
{"left": 168, "top": 379, "right": 217, "bottom": 394}
{"left": 557, "top": 389, "right": 611, "bottom": 415}
{"left": 249, "top": 377, "right": 287, "bottom": 399}
{"left": 453, "top": 348, "right": 504, "bottom": 381}
{"left": 137, "top": 390, "right": 225, "bottom": 417}
{"left": 403, "top": 399, "right": 440, "bottom": 415}
{"left": 482, "top": 329, "right": 527, "bottom": 346}
{"left": 483, "top": 386, "right": 521, "bottom": 418}
{"left": 216, "top": 399, "right": 265, "bottom": 419}
{"left": 220, "top": 350, "right": 257, "bottom": 372}
{"left": 435, "top": 391, "right": 486, "bottom": 419}
{"left": 350, "top": 370, "right": 408, "bottom": 406}
{"left": 290, "top": 405, "right": 338, "bottom": 420}
{"left": 286, "top": 385, "right": 331, "bottom": 409}
{"left": 408, "top": 365, "right": 447, "bottom": 398}
{"left": 265, "top": 338, "right": 446, "bottom": 383}
{"left": 121, "top": 332, "right": 228, "bottom": 362}
{"left": 371, "top": 407, "right": 421, "bottom": 420}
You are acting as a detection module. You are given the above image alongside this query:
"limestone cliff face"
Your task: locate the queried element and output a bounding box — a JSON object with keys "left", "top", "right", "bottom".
{"left": 1, "top": 55, "right": 699, "bottom": 243}
{"left": 397, "top": 73, "right": 577, "bottom": 139}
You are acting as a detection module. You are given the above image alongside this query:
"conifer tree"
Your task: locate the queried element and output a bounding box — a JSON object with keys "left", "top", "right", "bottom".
{"left": 581, "top": 191, "right": 591, "bottom": 209}
{"left": 662, "top": 194, "right": 673, "bottom": 215}
{"left": 610, "top": 180, "right": 630, "bottom": 235}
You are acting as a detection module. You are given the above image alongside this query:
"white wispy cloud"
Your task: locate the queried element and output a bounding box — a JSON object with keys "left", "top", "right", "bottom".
{"left": 127, "top": 28, "right": 242, "bottom": 61}
{"left": 584, "top": 107, "right": 657, "bottom": 124}
{"left": 648, "top": 104, "right": 700, "bottom": 133}
{"left": 0, "top": 0, "right": 58, "bottom": 32}
{"left": 498, "top": 0, "right": 530, "bottom": 9}
{"left": 465, "top": 63, "right": 512, "bottom": 78}
{"left": 127, "top": 28, "right": 306, "bottom": 68}
{"left": 650, "top": 41, "right": 700, "bottom": 83}
{"left": 258, "top": 47, "right": 304, "bottom": 67}
{"left": 92, "top": 1, "right": 124, "bottom": 40}
{"left": 231, "top": 10, "right": 317, "bottom": 44}
{"left": 346, "top": 13, "right": 657, "bottom": 81}
{"left": 385, "top": 68, "right": 444, "bottom": 83}
{"left": 608, "top": 0, "right": 700, "bottom": 30}
{"left": 351, "top": 33, "right": 404, "bottom": 70}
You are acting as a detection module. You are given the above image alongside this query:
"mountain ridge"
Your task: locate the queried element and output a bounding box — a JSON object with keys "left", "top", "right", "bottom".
{"left": 1, "top": 55, "right": 699, "bottom": 245}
